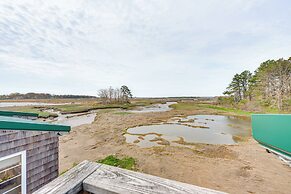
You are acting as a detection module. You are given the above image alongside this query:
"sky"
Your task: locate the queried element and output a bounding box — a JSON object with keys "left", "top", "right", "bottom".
{"left": 0, "top": 0, "right": 291, "bottom": 97}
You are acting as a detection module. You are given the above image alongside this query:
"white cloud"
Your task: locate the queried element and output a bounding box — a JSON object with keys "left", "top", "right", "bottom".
{"left": 0, "top": 0, "right": 291, "bottom": 96}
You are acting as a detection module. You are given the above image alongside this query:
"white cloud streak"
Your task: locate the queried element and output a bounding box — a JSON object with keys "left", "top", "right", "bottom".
{"left": 0, "top": 0, "right": 291, "bottom": 96}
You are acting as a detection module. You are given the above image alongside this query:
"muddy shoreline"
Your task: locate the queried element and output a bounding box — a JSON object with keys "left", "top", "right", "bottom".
{"left": 59, "top": 108, "right": 291, "bottom": 194}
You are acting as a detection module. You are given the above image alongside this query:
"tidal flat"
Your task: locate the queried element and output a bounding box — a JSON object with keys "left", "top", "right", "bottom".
{"left": 1, "top": 99, "right": 290, "bottom": 194}
{"left": 57, "top": 100, "right": 291, "bottom": 194}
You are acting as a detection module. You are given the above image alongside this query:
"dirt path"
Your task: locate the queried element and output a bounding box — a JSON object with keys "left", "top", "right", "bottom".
{"left": 59, "top": 109, "right": 291, "bottom": 194}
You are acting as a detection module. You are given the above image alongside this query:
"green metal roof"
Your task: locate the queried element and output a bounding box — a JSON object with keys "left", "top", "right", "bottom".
{"left": 0, "top": 116, "right": 70, "bottom": 132}
{"left": 0, "top": 110, "right": 38, "bottom": 118}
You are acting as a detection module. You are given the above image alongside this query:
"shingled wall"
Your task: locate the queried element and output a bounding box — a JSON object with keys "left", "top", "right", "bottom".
{"left": 0, "top": 130, "right": 59, "bottom": 193}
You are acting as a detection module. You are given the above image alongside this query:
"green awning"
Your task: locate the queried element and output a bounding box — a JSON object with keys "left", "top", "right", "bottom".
{"left": 0, "top": 116, "right": 70, "bottom": 132}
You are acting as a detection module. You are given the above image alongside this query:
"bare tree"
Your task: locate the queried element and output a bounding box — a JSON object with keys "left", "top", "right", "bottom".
{"left": 98, "top": 86, "right": 133, "bottom": 104}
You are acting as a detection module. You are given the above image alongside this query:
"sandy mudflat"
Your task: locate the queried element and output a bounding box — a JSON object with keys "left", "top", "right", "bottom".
{"left": 59, "top": 109, "right": 291, "bottom": 194}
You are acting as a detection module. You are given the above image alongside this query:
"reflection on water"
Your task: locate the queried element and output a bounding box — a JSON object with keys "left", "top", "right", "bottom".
{"left": 129, "top": 102, "right": 177, "bottom": 113}
{"left": 176, "top": 115, "right": 251, "bottom": 137}
{"left": 125, "top": 115, "right": 251, "bottom": 148}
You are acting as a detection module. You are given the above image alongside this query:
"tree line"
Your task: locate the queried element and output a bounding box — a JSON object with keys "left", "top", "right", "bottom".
{"left": 223, "top": 57, "right": 291, "bottom": 110}
{"left": 98, "top": 85, "right": 133, "bottom": 104}
{"left": 0, "top": 93, "right": 96, "bottom": 100}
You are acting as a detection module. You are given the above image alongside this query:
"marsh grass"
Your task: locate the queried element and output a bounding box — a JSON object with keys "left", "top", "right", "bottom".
{"left": 197, "top": 104, "right": 252, "bottom": 115}
{"left": 48, "top": 100, "right": 155, "bottom": 114}
{"left": 14, "top": 107, "right": 58, "bottom": 118}
{"left": 98, "top": 155, "right": 136, "bottom": 170}
{"left": 170, "top": 102, "right": 253, "bottom": 116}
{"left": 169, "top": 102, "right": 199, "bottom": 110}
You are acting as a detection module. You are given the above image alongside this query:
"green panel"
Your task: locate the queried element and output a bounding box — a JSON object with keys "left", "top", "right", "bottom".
{"left": 0, "top": 110, "right": 38, "bottom": 117}
{"left": 0, "top": 116, "right": 70, "bottom": 132}
{"left": 252, "top": 114, "right": 291, "bottom": 157}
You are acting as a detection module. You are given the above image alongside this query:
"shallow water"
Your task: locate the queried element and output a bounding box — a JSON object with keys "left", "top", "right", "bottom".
{"left": 129, "top": 102, "right": 177, "bottom": 113}
{"left": 176, "top": 115, "right": 251, "bottom": 137}
{"left": 46, "top": 109, "right": 96, "bottom": 127}
{"left": 124, "top": 134, "right": 161, "bottom": 148}
{"left": 125, "top": 115, "right": 251, "bottom": 147}
{"left": 54, "top": 113, "right": 96, "bottom": 127}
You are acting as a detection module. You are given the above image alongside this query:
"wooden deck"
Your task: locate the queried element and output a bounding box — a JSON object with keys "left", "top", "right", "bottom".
{"left": 33, "top": 161, "right": 225, "bottom": 194}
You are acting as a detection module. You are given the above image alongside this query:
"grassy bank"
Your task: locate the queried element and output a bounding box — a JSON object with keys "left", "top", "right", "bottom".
{"left": 197, "top": 104, "right": 253, "bottom": 115}
{"left": 170, "top": 102, "right": 253, "bottom": 116}
{"left": 0, "top": 99, "right": 159, "bottom": 118}
{"left": 48, "top": 99, "right": 159, "bottom": 114}
{"left": 0, "top": 107, "right": 58, "bottom": 118}
{"left": 170, "top": 101, "right": 290, "bottom": 116}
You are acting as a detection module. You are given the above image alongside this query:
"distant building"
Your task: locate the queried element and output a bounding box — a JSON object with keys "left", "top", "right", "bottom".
{"left": 0, "top": 111, "right": 70, "bottom": 194}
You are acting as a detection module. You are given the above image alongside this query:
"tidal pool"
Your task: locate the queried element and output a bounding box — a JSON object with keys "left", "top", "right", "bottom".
{"left": 45, "top": 109, "right": 96, "bottom": 127}
{"left": 54, "top": 113, "right": 96, "bottom": 127}
{"left": 128, "top": 102, "right": 177, "bottom": 113}
{"left": 125, "top": 115, "right": 251, "bottom": 148}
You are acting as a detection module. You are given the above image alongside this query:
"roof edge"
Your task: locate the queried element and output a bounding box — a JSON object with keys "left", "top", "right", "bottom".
{"left": 0, "top": 110, "right": 38, "bottom": 118}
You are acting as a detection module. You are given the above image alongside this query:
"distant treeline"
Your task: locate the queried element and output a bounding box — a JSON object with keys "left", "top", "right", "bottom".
{"left": 223, "top": 57, "right": 291, "bottom": 110}
{"left": 0, "top": 92, "right": 96, "bottom": 100}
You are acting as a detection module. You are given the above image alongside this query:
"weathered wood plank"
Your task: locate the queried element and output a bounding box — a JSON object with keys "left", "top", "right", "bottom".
{"left": 33, "top": 160, "right": 101, "bottom": 194}
{"left": 83, "top": 164, "right": 226, "bottom": 194}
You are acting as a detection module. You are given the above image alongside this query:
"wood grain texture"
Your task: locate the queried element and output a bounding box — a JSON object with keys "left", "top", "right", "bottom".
{"left": 83, "top": 164, "right": 226, "bottom": 194}
{"left": 33, "top": 160, "right": 101, "bottom": 194}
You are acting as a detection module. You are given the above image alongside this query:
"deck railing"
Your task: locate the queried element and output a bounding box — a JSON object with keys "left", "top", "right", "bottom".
{"left": 33, "top": 160, "right": 225, "bottom": 194}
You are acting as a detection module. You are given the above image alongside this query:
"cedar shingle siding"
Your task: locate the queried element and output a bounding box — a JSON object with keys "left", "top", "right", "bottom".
{"left": 0, "top": 130, "right": 59, "bottom": 193}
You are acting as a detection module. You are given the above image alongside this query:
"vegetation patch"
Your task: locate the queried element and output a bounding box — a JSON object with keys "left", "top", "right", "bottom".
{"left": 197, "top": 104, "right": 253, "bottom": 116}
{"left": 12, "top": 107, "right": 58, "bottom": 118}
{"left": 149, "top": 137, "right": 170, "bottom": 145}
{"left": 126, "top": 131, "right": 163, "bottom": 137}
{"left": 170, "top": 102, "right": 199, "bottom": 110}
{"left": 49, "top": 103, "right": 133, "bottom": 114}
{"left": 172, "top": 137, "right": 197, "bottom": 146}
{"left": 232, "top": 135, "right": 250, "bottom": 142}
{"left": 171, "top": 101, "right": 253, "bottom": 116}
{"left": 98, "top": 155, "right": 136, "bottom": 170}
{"left": 48, "top": 99, "right": 160, "bottom": 114}
{"left": 183, "top": 124, "right": 209, "bottom": 129}
{"left": 133, "top": 139, "right": 140, "bottom": 143}
{"left": 223, "top": 58, "right": 291, "bottom": 111}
